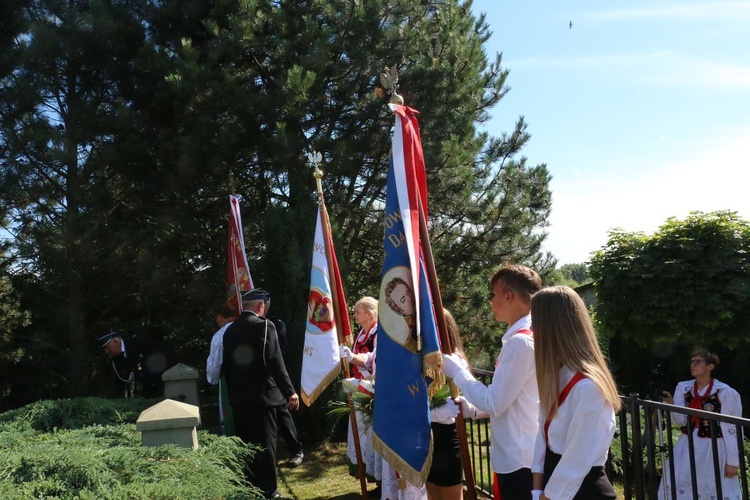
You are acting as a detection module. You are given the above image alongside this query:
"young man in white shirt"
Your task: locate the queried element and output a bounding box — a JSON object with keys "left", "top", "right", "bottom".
{"left": 442, "top": 264, "right": 542, "bottom": 500}
{"left": 206, "top": 300, "right": 236, "bottom": 435}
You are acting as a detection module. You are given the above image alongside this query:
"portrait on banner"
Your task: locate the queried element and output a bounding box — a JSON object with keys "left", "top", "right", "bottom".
{"left": 378, "top": 266, "right": 418, "bottom": 352}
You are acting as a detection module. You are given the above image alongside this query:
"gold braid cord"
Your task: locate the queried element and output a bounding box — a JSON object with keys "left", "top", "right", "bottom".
{"left": 423, "top": 350, "right": 445, "bottom": 398}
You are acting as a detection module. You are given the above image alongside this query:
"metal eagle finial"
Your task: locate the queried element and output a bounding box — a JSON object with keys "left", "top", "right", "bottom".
{"left": 307, "top": 150, "right": 323, "bottom": 170}
{"left": 308, "top": 150, "right": 325, "bottom": 195}
{"left": 380, "top": 66, "right": 404, "bottom": 105}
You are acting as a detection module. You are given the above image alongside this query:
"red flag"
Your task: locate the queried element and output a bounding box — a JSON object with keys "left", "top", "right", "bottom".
{"left": 226, "top": 195, "right": 253, "bottom": 315}
{"left": 325, "top": 203, "right": 352, "bottom": 345}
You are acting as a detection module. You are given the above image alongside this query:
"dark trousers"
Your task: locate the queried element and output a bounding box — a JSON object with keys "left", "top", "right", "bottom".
{"left": 233, "top": 405, "right": 279, "bottom": 498}
{"left": 276, "top": 406, "right": 303, "bottom": 455}
{"left": 493, "top": 467, "right": 532, "bottom": 500}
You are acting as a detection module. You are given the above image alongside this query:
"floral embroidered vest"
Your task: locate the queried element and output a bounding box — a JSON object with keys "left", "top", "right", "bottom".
{"left": 681, "top": 384, "right": 722, "bottom": 438}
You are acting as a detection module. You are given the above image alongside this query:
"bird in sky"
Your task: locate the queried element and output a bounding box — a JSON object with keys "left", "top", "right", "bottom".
{"left": 569, "top": 21, "right": 573, "bottom": 29}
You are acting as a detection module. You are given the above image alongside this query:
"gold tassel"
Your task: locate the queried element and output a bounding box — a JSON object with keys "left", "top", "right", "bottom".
{"left": 398, "top": 477, "right": 407, "bottom": 490}
{"left": 423, "top": 350, "right": 446, "bottom": 397}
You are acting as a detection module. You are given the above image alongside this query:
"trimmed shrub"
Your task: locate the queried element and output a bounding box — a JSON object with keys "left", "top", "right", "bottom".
{"left": 0, "top": 398, "right": 261, "bottom": 499}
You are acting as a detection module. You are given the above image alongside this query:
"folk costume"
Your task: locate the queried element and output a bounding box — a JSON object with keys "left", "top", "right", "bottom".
{"left": 347, "top": 323, "right": 382, "bottom": 482}
{"left": 342, "top": 347, "right": 427, "bottom": 500}
{"left": 443, "top": 314, "right": 539, "bottom": 499}
{"left": 344, "top": 372, "right": 427, "bottom": 500}
{"left": 351, "top": 323, "right": 377, "bottom": 380}
{"left": 532, "top": 366, "right": 617, "bottom": 500}
{"left": 658, "top": 379, "right": 742, "bottom": 500}
{"left": 222, "top": 290, "right": 296, "bottom": 499}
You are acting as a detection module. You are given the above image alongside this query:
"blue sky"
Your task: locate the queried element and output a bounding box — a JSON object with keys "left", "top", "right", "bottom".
{"left": 470, "top": 0, "right": 750, "bottom": 264}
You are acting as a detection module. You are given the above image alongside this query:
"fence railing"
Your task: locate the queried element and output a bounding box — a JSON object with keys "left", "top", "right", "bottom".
{"left": 620, "top": 393, "right": 749, "bottom": 500}
{"left": 466, "top": 368, "right": 494, "bottom": 496}
{"left": 462, "top": 376, "right": 750, "bottom": 500}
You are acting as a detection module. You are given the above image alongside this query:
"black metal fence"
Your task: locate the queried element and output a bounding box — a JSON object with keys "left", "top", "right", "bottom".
{"left": 619, "top": 394, "right": 749, "bottom": 499}
{"left": 465, "top": 368, "right": 494, "bottom": 496}
{"left": 462, "top": 374, "right": 750, "bottom": 499}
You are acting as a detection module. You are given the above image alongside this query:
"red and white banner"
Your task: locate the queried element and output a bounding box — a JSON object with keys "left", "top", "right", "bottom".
{"left": 226, "top": 195, "right": 253, "bottom": 315}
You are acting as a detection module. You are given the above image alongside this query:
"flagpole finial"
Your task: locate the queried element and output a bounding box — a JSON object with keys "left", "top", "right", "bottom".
{"left": 380, "top": 66, "right": 403, "bottom": 105}
{"left": 308, "top": 150, "right": 324, "bottom": 196}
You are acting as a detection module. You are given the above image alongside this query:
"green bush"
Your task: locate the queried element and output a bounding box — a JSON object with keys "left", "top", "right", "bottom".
{"left": 0, "top": 397, "right": 156, "bottom": 432}
{"left": 0, "top": 398, "right": 262, "bottom": 499}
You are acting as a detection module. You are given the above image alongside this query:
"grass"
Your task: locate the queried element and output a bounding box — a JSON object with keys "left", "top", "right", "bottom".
{"left": 277, "top": 432, "right": 625, "bottom": 500}
{"left": 276, "top": 440, "right": 497, "bottom": 500}
{"left": 277, "top": 441, "right": 378, "bottom": 500}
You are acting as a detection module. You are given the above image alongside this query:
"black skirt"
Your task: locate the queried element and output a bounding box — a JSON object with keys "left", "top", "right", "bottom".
{"left": 543, "top": 449, "right": 616, "bottom": 499}
{"left": 427, "top": 422, "right": 463, "bottom": 487}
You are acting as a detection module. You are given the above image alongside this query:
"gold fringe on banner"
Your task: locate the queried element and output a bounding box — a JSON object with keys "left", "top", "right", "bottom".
{"left": 372, "top": 432, "right": 433, "bottom": 488}
{"left": 301, "top": 364, "right": 341, "bottom": 407}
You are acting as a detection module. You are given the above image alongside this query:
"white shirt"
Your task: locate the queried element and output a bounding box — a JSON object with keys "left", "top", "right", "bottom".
{"left": 452, "top": 315, "right": 539, "bottom": 473}
{"left": 206, "top": 322, "right": 232, "bottom": 385}
{"left": 532, "top": 365, "right": 616, "bottom": 500}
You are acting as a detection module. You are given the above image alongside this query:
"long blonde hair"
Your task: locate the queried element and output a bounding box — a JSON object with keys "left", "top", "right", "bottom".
{"left": 442, "top": 309, "right": 467, "bottom": 363}
{"left": 531, "top": 286, "right": 621, "bottom": 417}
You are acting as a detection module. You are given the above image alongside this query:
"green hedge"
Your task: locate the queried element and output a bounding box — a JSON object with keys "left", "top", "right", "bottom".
{"left": 0, "top": 398, "right": 261, "bottom": 499}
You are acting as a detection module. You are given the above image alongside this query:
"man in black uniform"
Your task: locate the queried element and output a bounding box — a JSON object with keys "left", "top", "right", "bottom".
{"left": 223, "top": 289, "right": 299, "bottom": 500}
{"left": 97, "top": 330, "right": 175, "bottom": 398}
{"left": 265, "top": 297, "right": 304, "bottom": 467}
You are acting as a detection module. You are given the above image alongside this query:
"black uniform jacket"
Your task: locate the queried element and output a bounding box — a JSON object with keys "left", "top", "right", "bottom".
{"left": 112, "top": 335, "right": 174, "bottom": 383}
{"left": 222, "top": 311, "right": 296, "bottom": 408}
{"left": 111, "top": 334, "right": 175, "bottom": 398}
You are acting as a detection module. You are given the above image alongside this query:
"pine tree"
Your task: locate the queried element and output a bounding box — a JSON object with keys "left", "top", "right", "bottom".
{"left": 0, "top": 0, "right": 553, "bottom": 404}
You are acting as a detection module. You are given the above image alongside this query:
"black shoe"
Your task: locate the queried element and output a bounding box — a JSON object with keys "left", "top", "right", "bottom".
{"left": 287, "top": 451, "right": 304, "bottom": 467}
{"left": 269, "top": 492, "right": 295, "bottom": 500}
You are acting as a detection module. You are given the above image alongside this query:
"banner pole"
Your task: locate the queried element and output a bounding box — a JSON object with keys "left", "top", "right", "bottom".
{"left": 417, "top": 195, "right": 478, "bottom": 500}
{"left": 313, "top": 165, "right": 369, "bottom": 500}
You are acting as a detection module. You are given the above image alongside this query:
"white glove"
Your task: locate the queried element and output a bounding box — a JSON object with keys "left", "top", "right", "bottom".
{"left": 342, "top": 377, "right": 359, "bottom": 394}
{"left": 339, "top": 345, "right": 353, "bottom": 361}
{"left": 430, "top": 398, "right": 459, "bottom": 424}
{"left": 441, "top": 353, "right": 469, "bottom": 380}
{"left": 454, "top": 396, "right": 479, "bottom": 419}
{"left": 358, "top": 379, "right": 375, "bottom": 397}
{"left": 532, "top": 490, "right": 543, "bottom": 500}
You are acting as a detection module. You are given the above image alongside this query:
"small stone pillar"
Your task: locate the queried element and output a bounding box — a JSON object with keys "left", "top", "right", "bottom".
{"left": 136, "top": 399, "right": 201, "bottom": 449}
{"left": 162, "top": 363, "right": 200, "bottom": 407}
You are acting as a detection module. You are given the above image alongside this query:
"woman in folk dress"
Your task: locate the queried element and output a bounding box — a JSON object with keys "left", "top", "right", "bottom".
{"left": 659, "top": 349, "right": 742, "bottom": 500}
{"left": 341, "top": 296, "right": 382, "bottom": 483}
